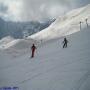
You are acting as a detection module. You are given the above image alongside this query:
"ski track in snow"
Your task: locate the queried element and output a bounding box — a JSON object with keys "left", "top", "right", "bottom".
{"left": 73, "top": 71, "right": 90, "bottom": 90}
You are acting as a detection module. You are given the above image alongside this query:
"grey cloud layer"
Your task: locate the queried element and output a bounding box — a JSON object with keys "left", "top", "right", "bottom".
{"left": 0, "top": 0, "right": 90, "bottom": 21}
{"left": 20, "top": 0, "right": 75, "bottom": 21}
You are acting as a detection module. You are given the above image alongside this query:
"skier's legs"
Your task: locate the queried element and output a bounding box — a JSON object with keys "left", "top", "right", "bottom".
{"left": 31, "top": 52, "right": 33, "bottom": 58}
{"left": 63, "top": 42, "right": 67, "bottom": 48}
{"left": 31, "top": 49, "right": 35, "bottom": 58}
{"left": 63, "top": 43, "right": 65, "bottom": 48}
{"left": 65, "top": 42, "right": 67, "bottom": 48}
{"left": 31, "top": 51, "right": 34, "bottom": 58}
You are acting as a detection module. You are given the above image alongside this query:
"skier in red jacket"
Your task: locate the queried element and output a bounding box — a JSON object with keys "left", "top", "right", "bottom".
{"left": 31, "top": 44, "right": 36, "bottom": 58}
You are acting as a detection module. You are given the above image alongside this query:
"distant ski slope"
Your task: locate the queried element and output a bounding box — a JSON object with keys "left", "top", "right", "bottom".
{"left": 29, "top": 4, "right": 90, "bottom": 41}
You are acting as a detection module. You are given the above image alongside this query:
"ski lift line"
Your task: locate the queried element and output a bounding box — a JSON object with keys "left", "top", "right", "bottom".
{"left": 71, "top": 22, "right": 84, "bottom": 26}
{"left": 71, "top": 22, "right": 90, "bottom": 25}
{"left": 70, "top": 22, "right": 86, "bottom": 31}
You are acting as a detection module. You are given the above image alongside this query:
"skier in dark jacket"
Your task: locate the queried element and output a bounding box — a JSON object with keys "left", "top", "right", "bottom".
{"left": 31, "top": 44, "right": 36, "bottom": 58}
{"left": 63, "top": 37, "right": 68, "bottom": 48}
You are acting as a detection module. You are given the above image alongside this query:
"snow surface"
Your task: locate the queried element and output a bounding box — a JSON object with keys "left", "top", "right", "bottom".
{"left": 0, "top": 4, "right": 90, "bottom": 90}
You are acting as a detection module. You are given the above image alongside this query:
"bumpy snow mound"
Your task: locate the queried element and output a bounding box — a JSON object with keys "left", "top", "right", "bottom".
{"left": 29, "top": 4, "right": 90, "bottom": 41}
{"left": 0, "top": 36, "right": 37, "bottom": 50}
{"left": 9, "top": 39, "right": 37, "bottom": 50}
{"left": 0, "top": 38, "right": 37, "bottom": 51}
{"left": 0, "top": 36, "right": 15, "bottom": 49}
{"left": 0, "top": 36, "right": 14, "bottom": 44}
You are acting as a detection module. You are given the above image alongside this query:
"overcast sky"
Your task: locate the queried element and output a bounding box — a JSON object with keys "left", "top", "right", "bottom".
{"left": 0, "top": 0, "right": 90, "bottom": 22}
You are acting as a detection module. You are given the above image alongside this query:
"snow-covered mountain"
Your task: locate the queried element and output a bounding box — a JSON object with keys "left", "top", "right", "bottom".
{"left": 0, "top": 19, "right": 54, "bottom": 39}
{"left": 29, "top": 4, "right": 90, "bottom": 41}
{"left": 0, "top": 4, "right": 90, "bottom": 90}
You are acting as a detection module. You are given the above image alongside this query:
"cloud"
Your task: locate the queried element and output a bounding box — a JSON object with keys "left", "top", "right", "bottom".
{"left": 0, "top": 3, "right": 8, "bottom": 13}
{"left": 19, "top": 0, "right": 73, "bottom": 21}
{"left": 0, "top": 0, "right": 23, "bottom": 21}
{"left": 0, "top": 0, "right": 90, "bottom": 21}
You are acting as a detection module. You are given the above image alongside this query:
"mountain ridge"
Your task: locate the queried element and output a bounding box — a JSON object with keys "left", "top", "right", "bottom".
{"left": 29, "top": 4, "right": 90, "bottom": 41}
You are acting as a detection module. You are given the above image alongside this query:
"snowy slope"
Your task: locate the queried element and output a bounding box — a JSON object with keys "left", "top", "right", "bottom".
{"left": 0, "top": 4, "right": 90, "bottom": 90}
{"left": 0, "top": 25, "right": 90, "bottom": 90}
{"left": 0, "top": 36, "right": 14, "bottom": 49}
{"left": 28, "top": 4, "right": 90, "bottom": 41}
{"left": 0, "top": 36, "right": 38, "bottom": 50}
